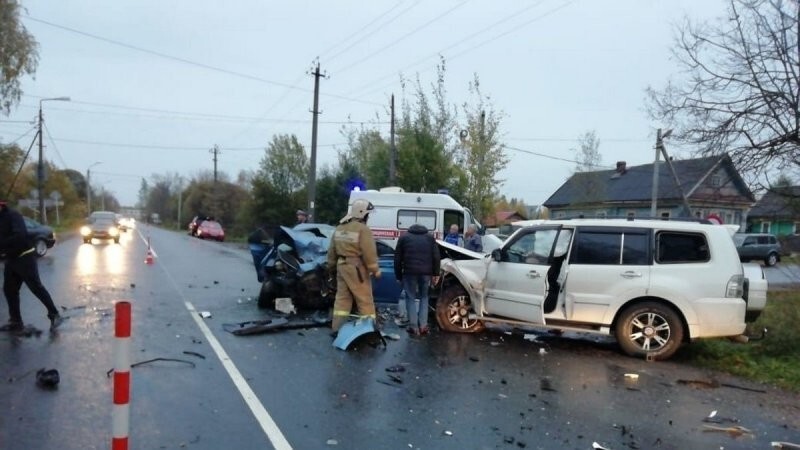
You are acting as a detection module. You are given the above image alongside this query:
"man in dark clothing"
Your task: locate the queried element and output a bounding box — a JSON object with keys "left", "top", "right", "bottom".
{"left": 0, "top": 201, "right": 62, "bottom": 332}
{"left": 394, "top": 224, "right": 440, "bottom": 336}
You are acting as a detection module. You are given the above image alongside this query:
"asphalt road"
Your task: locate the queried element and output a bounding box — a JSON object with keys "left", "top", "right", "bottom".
{"left": 1, "top": 225, "right": 798, "bottom": 450}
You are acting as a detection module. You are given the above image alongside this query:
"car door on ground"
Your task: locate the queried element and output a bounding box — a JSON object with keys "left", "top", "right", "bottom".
{"left": 483, "top": 227, "right": 562, "bottom": 323}
{"left": 560, "top": 227, "right": 651, "bottom": 323}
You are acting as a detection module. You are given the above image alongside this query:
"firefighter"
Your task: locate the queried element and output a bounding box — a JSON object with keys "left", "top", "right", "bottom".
{"left": 327, "top": 199, "right": 380, "bottom": 333}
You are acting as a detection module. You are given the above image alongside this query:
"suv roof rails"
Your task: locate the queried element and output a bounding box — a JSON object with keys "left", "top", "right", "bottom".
{"left": 556, "top": 215, "right": 713, "bottom": 224}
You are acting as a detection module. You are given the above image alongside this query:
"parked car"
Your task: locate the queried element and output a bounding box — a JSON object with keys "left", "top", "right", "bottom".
{"left": 188, "top": 215, "right": 213, "bottom": 236}
{"left": 195, "top": 220, "right": 225, "bottom": 241}
{"left": 733, "top": 233, "right": 782, "bottom": 266}
{"left": 23, "top": 217, "right": 56, "bottom": 257}
{"left": 437, "top": 218, "right": 766, "bottom": 361}
{"left": 81, "top": 211, "right": 120, "bottom": 244}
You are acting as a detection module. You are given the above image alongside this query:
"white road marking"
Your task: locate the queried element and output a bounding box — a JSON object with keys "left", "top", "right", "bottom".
{"left": 135, "top": 227, "right": 158, "bottom": 258}
{"left": 150, "top": 236, "right": 293, "bottom": 450}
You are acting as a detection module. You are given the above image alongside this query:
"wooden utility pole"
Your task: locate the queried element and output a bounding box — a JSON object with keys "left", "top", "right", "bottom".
{"left": 308, "top": 61, "right": 325, "bottom": 220}
{"left": 389, "top": 94, "right": 396, "bottom": 186}
{"left": 650, "top": 129, "right": 662, "bottom": 217}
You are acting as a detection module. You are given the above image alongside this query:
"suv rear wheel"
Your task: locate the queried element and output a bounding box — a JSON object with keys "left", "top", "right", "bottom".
{"left": 765, "top": 252, "right": 778, "bottom": 267}
{"left": 615, "top": 301, "right": 684, "bottom": 361}
{"left": 436, "top": 285, "right": 485, "bottom": 333}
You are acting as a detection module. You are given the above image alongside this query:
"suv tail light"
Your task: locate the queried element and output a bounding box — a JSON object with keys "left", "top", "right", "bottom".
{"left": 726, "top": 274, "right": 744, "bottom": 298}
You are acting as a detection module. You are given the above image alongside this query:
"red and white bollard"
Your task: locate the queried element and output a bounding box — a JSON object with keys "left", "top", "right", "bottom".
{"left": 112, "top": 301, "right": 131, "bottom": 450}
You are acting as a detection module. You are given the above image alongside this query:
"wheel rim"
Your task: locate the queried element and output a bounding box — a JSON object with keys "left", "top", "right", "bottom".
{"left": 445, "top": 294, "right": 479, "bottom": 330}
{"left": 35, "top": 241, "right": 47, "bottom": 255}
{"left": 768, "top": 254, "right": 777, "bottom": 265}
{"left": 627, "top": 311, "right": 671, "bottom": 352}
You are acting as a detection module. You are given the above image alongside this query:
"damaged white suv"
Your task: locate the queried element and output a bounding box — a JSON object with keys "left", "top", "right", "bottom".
{"left": 436, "top": 219, "right": 766, "bottom": 360}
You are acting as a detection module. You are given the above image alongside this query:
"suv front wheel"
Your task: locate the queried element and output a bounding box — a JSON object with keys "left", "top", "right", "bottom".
{"left": 436, "top": 285, "right": 485, "bottom": 333}
{"left": 615, "top": 301, "right": 684, "bottom": 361}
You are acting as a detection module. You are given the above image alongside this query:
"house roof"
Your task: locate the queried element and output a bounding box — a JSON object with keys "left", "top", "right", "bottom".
{"left": 748, "top": 186, "right": 800, "bottom": 219}
{"left": 483, "top": 210, "right": 526, "bottom": 226}
{"left": 543, "top": 154, "right": 754, "bottom": 208}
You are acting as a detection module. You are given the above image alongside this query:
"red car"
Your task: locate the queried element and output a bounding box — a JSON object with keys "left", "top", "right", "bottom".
{"left": 196, "top": 220, "right": 225, "bottom": 242}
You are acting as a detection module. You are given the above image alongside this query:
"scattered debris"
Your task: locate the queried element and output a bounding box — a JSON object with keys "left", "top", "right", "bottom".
{"left": 106, "top": 358, "right": 196, "bottom": 377}
{"left": 130, "top": 283, "right": 136, "bottom": 288}
{"left": 490, "top": 341, "right": 501, "bottom": 347}
{"left": 382, "top": 332, "right": 401, "bottom": 341}
{"left": 677, "top": 378, "right": 767, "bottom": 393}
{"left": 387, "top": 374, "right": 403, "bottom": 384}
{"left": 60, "top": 304, "right": 87, "bottom": 311}
{"left": 540, "top": 379, "right": 557, "bottom": 392}
{"left": 213, "top": 280, "right": 219, "bottom": 285}
{"left": 592, "top": 442, "right": 611, "bottom": 450}
{"left": 624, "top": 373, "right": 639, "bottom": 380}
{"left": 469, "top": 356, "right": 480, "bottom": 362}
{"left": 538, "top": 348, "right": 547, "bottom": 355}
{"left": 275, "top": 297, "right": 296, "bottom": 315}
{"left": 523, "top": 334, "right": 539, "bottom": 342}
{"left": 772, "top": 442, "right": 800, "bottom": 449}
{"left": 182, "top": 351, "right": 206, "bottom": 360}
{"left": 376, "top": 379, "right": 402, "bottom": 388}
{"left": 326, "top": 439, "right": 338, "bottom": 445}
{"left": 702, "top": 425, "right": 754, "bottom": 438}
{"left": 35, "top": 368, "right": 60, "bottom": 389}
{"left": 199, "top": 311, "right": 212, "bottom": 319}
{"left": 386, "top": 365, "right": 406, "bottom": 373}
{"left": 703, "top": 410, "right": 739, "bottom": 424}
{"left": 443, "top": 430, "right": 453, "bottom": 436}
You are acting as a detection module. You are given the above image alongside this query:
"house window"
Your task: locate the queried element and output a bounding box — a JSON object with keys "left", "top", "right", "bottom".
{"left": 659, "top": 211, "right": 670, "bottom": 220}
{"left": 760, "top": 221, "right": 771, "bottom": 233}
{"left": 794, "top": 222, "right": 800, "bottom": 235}
{"left": 555, "top": 211, "right": 566, "bottom": 219}
{"left": 626, "top": 211, "right": 636, "bottom": 219}
{"left": 710, "top": 175, "right": 722, "bottom": 187}
{"left": 595, "top": 211, "right": 607, "bottom": 219}
{"left": 694, "top": 210, "right": 703, "bottom": 218}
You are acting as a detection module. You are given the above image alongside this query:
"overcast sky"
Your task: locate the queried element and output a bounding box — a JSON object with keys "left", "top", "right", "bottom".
{"left": 0, "top": 0, "right": 729, "bottom": 207}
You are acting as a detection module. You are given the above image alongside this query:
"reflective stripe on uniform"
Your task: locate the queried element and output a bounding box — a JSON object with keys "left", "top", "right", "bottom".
{"left": 335, "top": 230, "right": 360, "bottom": 244}
{"left": 333, "top": 310, "right": 351, "bottom": 317}
{"left": 19, "top": 248, "right": 35, "bottom": 257}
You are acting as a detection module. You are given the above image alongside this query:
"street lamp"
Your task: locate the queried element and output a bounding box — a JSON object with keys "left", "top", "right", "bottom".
{"left": 38, "top": 96, "right": 70, "bottom": 223}
{"left": 86, "top": 161, "right": 102, "bottom": 214}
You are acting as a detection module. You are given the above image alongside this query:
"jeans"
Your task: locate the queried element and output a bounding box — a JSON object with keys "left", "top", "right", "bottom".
{"left": 402, "top": 275, "right": 431, "bottom": 330}
{"left": 3, "top": 253, "right": 59, "bottom": 324}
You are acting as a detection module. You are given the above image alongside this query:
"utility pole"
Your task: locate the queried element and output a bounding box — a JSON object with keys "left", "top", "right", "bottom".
{"left": 177, "top": 177, "right": 183, "bottom": 228}
{"left": 308, "top": 60, "right": 326, "bottom": 220}
{"left": 389, "top": 94, "right": 397, "bottom": 186}
{"left": 37, "top": 105, "right": 45, "bottom": 223}
{"left": 210, "top": 145, "right": 220, "bottom": 183}
{"left": 650, "top": 129, "right": 663, "bottom": 217}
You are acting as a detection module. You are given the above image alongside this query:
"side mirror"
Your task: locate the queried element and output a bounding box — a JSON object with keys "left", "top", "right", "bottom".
{"left": 491, "top": 248, "right": 502, "bottom": 262}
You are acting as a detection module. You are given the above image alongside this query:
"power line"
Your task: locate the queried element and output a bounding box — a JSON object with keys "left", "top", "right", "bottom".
{"left": 42, "top": 122, "right": 69, "bottom": 168}
{"left": 46, "top": 136, "right": 348, "bottom": 151}
{"left": 319, "top": 1, "right": 406, "bottom": 60}
{"left": 24, "top": 16, "right": 384, "bottom": 107}
{"left": 508, "top": 136, "right": 651, "bottom": 143}
{"left": 1, "top": 125, "right": 37, "bottom": 144}
{"left": 332, "top": 0, "right": 469, "bottom": 75}
{"left": 505, "top": 145, "right": 613, "bottom": 169}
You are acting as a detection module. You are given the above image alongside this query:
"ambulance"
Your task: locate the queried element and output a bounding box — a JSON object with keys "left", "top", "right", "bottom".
{"left": 347, "top": 187, "right": 503, "bottom": 252}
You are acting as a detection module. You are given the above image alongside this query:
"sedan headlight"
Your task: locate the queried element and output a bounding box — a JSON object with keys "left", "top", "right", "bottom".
{"left": 80, "top": 226, "right": 91, "bottom": 236}
{"left": 109, "top": 227, "right": 119, "bottom": 237}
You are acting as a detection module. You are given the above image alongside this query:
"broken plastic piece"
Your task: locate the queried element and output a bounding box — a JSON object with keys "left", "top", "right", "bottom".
{"left": 624, "top": 373, "right": 639, "bottom": 380}
{"left": 444, "top": 430, "right": 453, "bottom": 436}
{"left": 592, "top": 442, "right": 610, "bottom": 450}
{"left": 275, "top": 297, "right": 296, "bottom": 315}
{"left": 199, "top": 311, "right": 212, "bottom": 319}
{"left": 772, "top": 442, "right": 800, "bottom": 449}
{"left": 538, "top": 348, "right": 547, "bottom": 355}
{"left": 523, "top": 334, "right": 539, "bottom": 342}
{"left": 36, "top": 368, "right": 60, "bottom": 389}
{"left": 332, "top": 317, "right": 386, "bottom": 350}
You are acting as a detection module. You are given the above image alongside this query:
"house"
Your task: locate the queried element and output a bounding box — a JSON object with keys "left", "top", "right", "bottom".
{"left": 482, "top": 210, "right": 527, "bottom": 227}
{"left": 746, "top": 186, "right": 800, "bottom": 236}
{"left": 543, "top": 154, "right": 754, "bottom": 229}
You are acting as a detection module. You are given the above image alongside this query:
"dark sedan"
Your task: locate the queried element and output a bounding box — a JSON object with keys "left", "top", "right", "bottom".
{"left": 23, "top": 217, "right": 57, "bottom": 257}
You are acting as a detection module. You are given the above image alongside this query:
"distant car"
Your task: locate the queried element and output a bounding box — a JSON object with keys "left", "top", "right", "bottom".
{"left": 733, "top": 233, "right": 782, "bottom": 266}
{"left": 81, "top": 211, "right": 121, "bottom": 244}
{"left": 23, "top": 217, "right": 56, "bottom": 257}
{"left": 195, "top": 220, "right": 225, "bottom": 241}
{"left": 188, "top": 215, "right": 213, "bottom": 236}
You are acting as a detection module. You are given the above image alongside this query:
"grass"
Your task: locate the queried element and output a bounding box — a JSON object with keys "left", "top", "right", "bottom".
{"left": 676, "top": 290, "right": 800, "bottom": 392}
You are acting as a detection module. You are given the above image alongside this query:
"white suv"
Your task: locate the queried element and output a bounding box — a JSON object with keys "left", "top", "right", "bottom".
{"left": 437, "top": 219, "right": 766, "bottom": 360}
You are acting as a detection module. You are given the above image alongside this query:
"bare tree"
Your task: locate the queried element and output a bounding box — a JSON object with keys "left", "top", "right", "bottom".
{"left": 647, "top": 0, "right": 800, "bottom": 186}
{"left": 572, "top": 130, "right": 602, "bottom": 173}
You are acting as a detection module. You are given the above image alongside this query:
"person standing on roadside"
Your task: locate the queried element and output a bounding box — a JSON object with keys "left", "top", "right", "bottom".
{"left": 0, "top": 201, "right": 63, "bottom": 332}
{"left": 394, "top": 224, "right": 440, "bottom": 336}
{"left": 443, "top": 223, "right": 463, "bottom": 247}
{"left": 326, "top": 199, "right": 381, "bottom": 334}
{"left": 464, "top": 224, "right": 483, "bottom": 253}
{"left": 296, "top": 210, "right": 310, "bottom": 225}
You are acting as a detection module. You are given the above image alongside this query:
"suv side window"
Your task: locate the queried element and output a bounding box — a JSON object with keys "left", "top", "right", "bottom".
{"left": 757, "top": 236, "right": 769, "bottom": 245}
{"left": 656, "top": 232, "right": 709, "bottom": 263}
{"left": 504, "top": 228, "right": 558, "bottom": 264}
{"left": 570, "top": 228, "right": 650, "bottom": 265}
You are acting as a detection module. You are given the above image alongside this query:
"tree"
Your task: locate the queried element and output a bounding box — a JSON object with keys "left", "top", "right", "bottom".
{"left": 459, "top": 74, "right": 508, "bottom": 221}
{"left": 569, "top": 130, "right": 607, "bottom": 206}
{"left": 247, "top": 134, "right": 309, "bottom": 225}
{"left": 647, "top": 0, "right": 800, "bottom": 185}
{"left": 573, "top": 130, "right": 602, "bottom": 172}
{"left": 0, "top": 0, "right": 39, "bottom": 115}
{"left": 0, "top": 142, "right": 24, "bottom": 199}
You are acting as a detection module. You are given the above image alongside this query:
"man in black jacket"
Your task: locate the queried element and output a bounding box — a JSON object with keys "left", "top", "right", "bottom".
{"left": 394, "top": 224, "right": 440, "bottom": 336}
{"left": 0, "top": 201, "right": 62, "bottom": 332}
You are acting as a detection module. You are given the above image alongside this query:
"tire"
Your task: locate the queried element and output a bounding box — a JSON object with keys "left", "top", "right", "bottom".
{"left": 435, "top": 285, "right": 485, "bottom": 333}
{"left": 765, "top": 252, "right": 778, "bottom": 267}
{"left": 258, "top": 280, "right": 277, "bottom": 309}
{"left": 114, "top": 237, "right": 120, "bottom": 244}
{"left": 34, "top": 239, "right": 48, "bottom": 257}
{"left": 615, "top": 301, "right": 684, "bottom": 361}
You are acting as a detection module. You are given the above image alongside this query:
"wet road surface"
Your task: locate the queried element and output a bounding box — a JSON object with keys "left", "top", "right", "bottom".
{"left": 1, "top": 225, "right": 798, "bottom": 449}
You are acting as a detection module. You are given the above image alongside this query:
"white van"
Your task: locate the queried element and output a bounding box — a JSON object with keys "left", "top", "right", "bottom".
{"left": 348, "top": 187, "right": 502, "bottom": 252}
